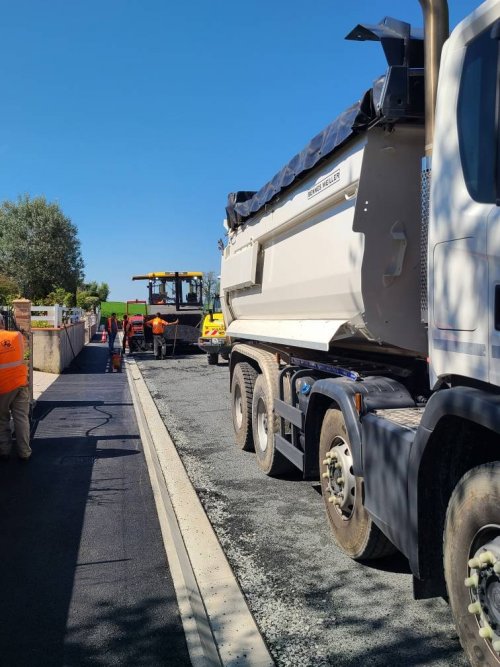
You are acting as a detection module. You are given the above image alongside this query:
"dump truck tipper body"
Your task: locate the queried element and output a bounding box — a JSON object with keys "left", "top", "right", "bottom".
{"left": 220, "top": 3, "right": 500, "bottom": 665}
{"left": 222, "top": 125, "right": 427, "bottom": 357}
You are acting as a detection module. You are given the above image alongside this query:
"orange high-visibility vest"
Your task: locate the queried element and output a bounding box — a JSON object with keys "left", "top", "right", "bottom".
{"left": 0, "top": 331, "right": 27, "bottom": 394}
{"left": 107, "top": 317, "right": 118, "bottom": 334}
{"left": 150, "top": 317, "right": 167, "bottom": 335}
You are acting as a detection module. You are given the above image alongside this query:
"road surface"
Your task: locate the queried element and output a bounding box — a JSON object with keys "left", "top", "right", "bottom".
{"left": 136, "top": 351, "right": 467, "bottom": 667}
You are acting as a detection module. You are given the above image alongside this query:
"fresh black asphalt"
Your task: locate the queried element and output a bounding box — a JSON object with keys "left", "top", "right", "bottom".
{"left": 0, "top": 341, "right": 190, "bottom": 667}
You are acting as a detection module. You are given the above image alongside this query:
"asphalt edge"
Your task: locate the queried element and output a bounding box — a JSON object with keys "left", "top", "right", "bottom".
{"left": 125, "top": 355, "right": 222, "bottom": 667}
{"left": 124, "top": 355, "right": 274, "bottom": 667}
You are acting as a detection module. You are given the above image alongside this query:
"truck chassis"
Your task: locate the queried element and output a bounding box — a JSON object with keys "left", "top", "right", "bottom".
{"left": 229, "top": 342, "right": 500, "bottom": 665}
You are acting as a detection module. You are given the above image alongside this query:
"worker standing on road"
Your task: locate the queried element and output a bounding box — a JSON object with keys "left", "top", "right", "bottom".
{"left": 146, "top": 313, "right": 179, "bottom": 360}
{"left": 0, "top": 315, "right": 31, "bottom": 462}
{"left": 122, "top": 314, "right": 131, "bottom": 354}
{"left": 106, "top": 313, "right": 118, "bottom": 354}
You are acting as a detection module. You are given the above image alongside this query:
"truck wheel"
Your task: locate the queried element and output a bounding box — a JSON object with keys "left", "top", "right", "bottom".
{"left": 252, "top": 374, "right": 293, "bottom": 476}
{"left": 444, "top": 462, "right": 500, "bottom": 667}
{"left": 207, "top": 353, "right": 218, "bottom": 366}
{"left": 231, "top": 362, "right": 258, "bottom": 451}
{"left": 319, "top": 408, "right": 395, "bottom": 560}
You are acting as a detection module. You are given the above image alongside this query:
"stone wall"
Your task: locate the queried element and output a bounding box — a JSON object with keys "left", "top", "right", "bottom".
{"left": 32, "top": 322, "right": 85, "bottom": 374}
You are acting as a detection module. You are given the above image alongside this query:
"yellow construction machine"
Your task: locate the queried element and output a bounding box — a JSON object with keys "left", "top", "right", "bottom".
{"left": 131, "top": 271, "right": 204, "bottom": 350}
{"left": 198, "top": 294, "right": 229, "bottom": 365}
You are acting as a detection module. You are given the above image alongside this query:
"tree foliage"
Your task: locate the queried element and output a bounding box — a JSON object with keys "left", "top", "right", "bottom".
{"left": 36, "top": 287, "right": 75, "bottom": 307}
{"left": 80, "top": 280, "right": 110, "bottom": 303}
{"left": 202, "top": 271, "right": 219, "bottom": 308}
{"left": 76, "top": 292, "right": 100, "bottom": 312}
{"left": 0, "top": 273, "right": 19, "bottom": 304}
{"left": 0, "top": 195, "right": 84, "bottom": 301}
{"left": 77, "top": 280, "right": 110, "bottom": 311}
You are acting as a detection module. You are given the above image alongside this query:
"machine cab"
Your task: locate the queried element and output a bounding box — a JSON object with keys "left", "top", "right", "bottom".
{"left": 132, "top": 272, "right": 203, "bottom": 311}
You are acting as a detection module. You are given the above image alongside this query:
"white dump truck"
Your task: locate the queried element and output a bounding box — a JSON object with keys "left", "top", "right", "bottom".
{"left": 220, "top": 2, "right": 500, "bottom": 665}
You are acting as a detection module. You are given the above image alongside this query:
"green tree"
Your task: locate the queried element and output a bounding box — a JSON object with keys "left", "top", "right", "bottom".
{"left": 80, "top": 280, "right": 109, "bottom": 303}
{"left": 0, "top": 274, "right": 19, "bottom": 304}
{"left": 76, "top": 291, "right": 100, "bottom": 312}
{"left": 0, "top": 195, "right": 84, "bottom": 301}
{"left": 76, "top": 280, "right": 109, "bottom": 312}
{"left": 39, "top": 287, "right": 75, "bottom": 307}
{"left": 202, "top": 271, "right": 219, "bottom": 309}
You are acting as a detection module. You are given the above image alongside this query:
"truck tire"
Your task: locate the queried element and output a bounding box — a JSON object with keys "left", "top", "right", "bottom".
{"left": 443, "top": 462, "right": 500, "bottom": 667}
{"left": 208, "top": 353, "right": 218, "bottom": 366}
{"left": 252, "top": 374, "right": 293, "bottom": 476}
{"left": 231, "top": 362, "right": 258, "bottom": 451}
{"left": 319, "top": 408, "right": 395, "bottom": 560}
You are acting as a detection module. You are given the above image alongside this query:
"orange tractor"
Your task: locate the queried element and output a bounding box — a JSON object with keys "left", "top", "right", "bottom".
{"left": 125, "top": 300, "right": 148, "bottom": 352}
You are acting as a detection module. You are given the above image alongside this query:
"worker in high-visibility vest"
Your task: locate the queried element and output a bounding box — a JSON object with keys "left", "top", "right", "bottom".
{"left": 106, "top": 313, "right": 118, "bottom": 354}
{"left": 0, "top": 314, "right": 31, "bottom": 461}
{"left": 145, "top": 313, "right": 179, "bottom": 359}
{"left": 121, "top": 314, "right": 132, "bottom": 353}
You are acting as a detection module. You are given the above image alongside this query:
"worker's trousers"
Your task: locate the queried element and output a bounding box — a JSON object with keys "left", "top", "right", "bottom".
{"left": 108, "top": 332, "right": 117, "bottom": 353}
{"left": 153, "top": 334, "right": 166, "bottom": 359}
{"left": 0, "top": 385, "right": 31, "bottom": 458}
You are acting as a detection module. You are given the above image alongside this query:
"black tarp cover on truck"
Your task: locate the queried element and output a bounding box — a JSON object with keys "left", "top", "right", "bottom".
{"left": 225, "top": 17, "right": 424, "bottom": 229}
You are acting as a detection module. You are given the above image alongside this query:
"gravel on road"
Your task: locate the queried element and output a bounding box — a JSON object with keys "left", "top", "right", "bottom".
{"left": 136, "top": 352, "right": 467, "bottom": 667}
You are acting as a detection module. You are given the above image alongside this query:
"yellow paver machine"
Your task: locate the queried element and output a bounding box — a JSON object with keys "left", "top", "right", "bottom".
{"left": 131, "top": 272, "right": 204, "bottom": 351}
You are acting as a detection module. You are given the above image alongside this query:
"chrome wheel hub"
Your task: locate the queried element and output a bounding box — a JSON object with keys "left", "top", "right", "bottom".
{"left": 256, "top": 397, "right": 268, "bottom": 452}
{"left": 466, "top": 531, "right": 500, "bottom": 656}
{"left": 234, "top": 386, "right": 243, "bottom": 429}
{"left": 322, "top": 436, "right": 356, "bottom": 519}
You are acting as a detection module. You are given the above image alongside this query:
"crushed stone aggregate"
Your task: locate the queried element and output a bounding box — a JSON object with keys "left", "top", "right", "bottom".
{"left": 136, "top": 352, "right": 468, "bottom": 667}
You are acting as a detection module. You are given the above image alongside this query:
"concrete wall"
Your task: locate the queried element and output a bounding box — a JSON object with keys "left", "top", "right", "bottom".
{"left": 83, "top": 316, "right": 97, "bottom": 344}
{"left": 33, "top": 322, "right": 85, "bottom": 374}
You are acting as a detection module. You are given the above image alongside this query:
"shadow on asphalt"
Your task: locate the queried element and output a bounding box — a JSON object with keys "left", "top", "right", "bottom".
{"left": 0, "top": 341, "right": 189, "bottom": 666}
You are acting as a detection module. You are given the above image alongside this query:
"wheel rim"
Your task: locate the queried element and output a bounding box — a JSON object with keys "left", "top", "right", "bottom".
{"left": 464, "top": 527, "right": 500, "bottom": 659}
{"left": 256, "top": 397, "right": 268, "bottom": 453}
{"left": 322, "top": 435, "right": 356, "bottom": 520}
{"left": 234, "top": 385, "right": 243, "bottom": 429}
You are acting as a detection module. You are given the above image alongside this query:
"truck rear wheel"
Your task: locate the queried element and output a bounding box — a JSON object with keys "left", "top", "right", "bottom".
{"left": 444, "top": 462, "right": 500, "bottom": 667}
{"left": 207, "top": 353, "right": 218, "bottom": 365}
{"left": 231, "top": 362, "right": 258, "bottom": 451}
{"left": 319, "top": 408, "right": 395, "bottom": 560}
{"left": 252, "top": 374, "right": 293, "bottom": 476}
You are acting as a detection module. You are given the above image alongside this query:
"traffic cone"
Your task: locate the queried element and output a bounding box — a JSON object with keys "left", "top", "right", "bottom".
{"left": 101, "top": 330, "right": 107, "bottom": 343}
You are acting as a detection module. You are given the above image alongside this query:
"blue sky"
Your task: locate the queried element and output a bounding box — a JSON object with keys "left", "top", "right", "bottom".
{"left": 0, "top": 0, "right": 480, "bottom": 301}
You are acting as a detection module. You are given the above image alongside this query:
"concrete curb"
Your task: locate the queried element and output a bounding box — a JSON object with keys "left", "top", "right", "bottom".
{"left": 125, "top": 355, "right": 274, "bottom": 667}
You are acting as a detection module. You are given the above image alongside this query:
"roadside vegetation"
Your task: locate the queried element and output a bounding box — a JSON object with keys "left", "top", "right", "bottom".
{"left": 0, "top": 194, "right": 108, "bottom": 309}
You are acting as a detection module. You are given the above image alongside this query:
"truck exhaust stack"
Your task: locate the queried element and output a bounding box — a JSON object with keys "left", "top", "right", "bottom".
{"left": 418, "top": 0, "right": 449, "bottom": 155}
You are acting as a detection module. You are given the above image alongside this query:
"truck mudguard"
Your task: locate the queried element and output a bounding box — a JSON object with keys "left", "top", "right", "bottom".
{"left": 307, "top": 382, "right": 500, "bottom": 578}
{"left": 305, "top": 376, "right": 415, "bottom": 478}
{"left": 406, "top": 385, "right": 500, "bottom": 577}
